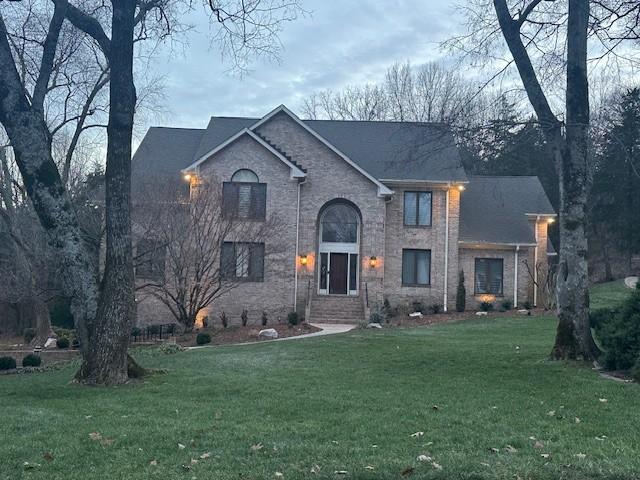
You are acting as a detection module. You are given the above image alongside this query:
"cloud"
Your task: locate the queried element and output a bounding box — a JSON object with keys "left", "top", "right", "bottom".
{"left": 146, "top": 0, "right": 460, "bottom": 128}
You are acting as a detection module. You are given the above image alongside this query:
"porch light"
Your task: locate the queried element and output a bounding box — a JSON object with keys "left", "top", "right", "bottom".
{"left": 547, "top": 217, "right": 555, "bottom": 224}
{"left": 183, "top": 173, "right": 192, "bottom": 182}
{"left": 369, "top": 256, "right": 378, "bottom": 268}
{"left": 299, "top": 255, "right": 308, "bottom": 266}
{"left": 457, "top": 184, "right": 466, "bottom": 192}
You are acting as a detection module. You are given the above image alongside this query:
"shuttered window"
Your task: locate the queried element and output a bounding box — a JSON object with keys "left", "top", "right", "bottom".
{"left": 222, "top": 182, "right": 266, "bottom": 220}
{"left": 474, "top": 258, "right": 503, "bottom": 295}
{"left": 221, "top": 242, "right": 265, "bottom": 282}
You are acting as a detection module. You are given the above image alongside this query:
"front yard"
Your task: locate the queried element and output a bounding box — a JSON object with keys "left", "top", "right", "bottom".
{"left": 2, "top": 302, "right": 639, "bottom": 479}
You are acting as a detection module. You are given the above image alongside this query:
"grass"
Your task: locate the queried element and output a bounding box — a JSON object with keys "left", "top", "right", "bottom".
{"left": 2, "top": 310, "right": 639, "bottom": 479}
{"left": 590, "top": 279, "right": 633, "bottom": 310}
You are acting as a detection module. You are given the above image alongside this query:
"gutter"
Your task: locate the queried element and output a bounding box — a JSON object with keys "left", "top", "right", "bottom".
{"left": 293, "top": 178, "right": 306, "bottom": 312}
{"left": 514, "top": 245, "right": 520, "bottom": 308}
{"left": 443, "top": 186, "right": 450, "bottom": 312}
{"left": 533, "top": 215, "right": 539, "bottom": 307}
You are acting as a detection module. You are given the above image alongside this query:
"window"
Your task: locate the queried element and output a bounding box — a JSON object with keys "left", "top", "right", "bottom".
{"left": 475, "top": 258, "right": 503, "bottom": 295}
{"left": 404, "top": 191, "right": 432, "bottom": 226}
{"left": 320, "top": 203, "right": 359, "bottom": 243}
{"left": 136, "top": 239, "right": 166, "bottom": 281}
{"left": 223, "top": 169, "right": 266, "bottom": 220}
{"left": 221, "top": 242, "right": 265, "bottom": 282}
{"left": 402, "top": 249, "right": 431, "bottom": 286}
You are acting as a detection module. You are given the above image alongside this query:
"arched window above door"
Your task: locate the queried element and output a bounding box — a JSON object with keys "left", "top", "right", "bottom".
{"left": 320, "top": 203, "right": 359, "bottom": 243}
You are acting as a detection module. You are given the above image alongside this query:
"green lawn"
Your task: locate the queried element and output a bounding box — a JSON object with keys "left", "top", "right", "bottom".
{"left": 2, "top": 311, "right": 639, "bottom": 479}
{"left": 590, "top": 279, "right": 632, "bottom": 310}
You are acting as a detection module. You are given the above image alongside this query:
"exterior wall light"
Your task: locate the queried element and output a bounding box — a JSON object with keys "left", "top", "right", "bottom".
{"left": 183, "top": 173, "right": 192, "bottom": 182}
{"left": 547, "top": 217, "right": 555, "bottom": 224}
{"left": 300, "top": 255, "right": 308, "bottom": 266}
{"left": 457, "top": 184, "right": 466, "bottom": 191}
{"left": 369, "top": 256, "right": 378, "bottom": 268}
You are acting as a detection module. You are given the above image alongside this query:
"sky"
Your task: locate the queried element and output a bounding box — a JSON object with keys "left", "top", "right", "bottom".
{"left": 147, "top": 0, "right": 461, "bottom": 129}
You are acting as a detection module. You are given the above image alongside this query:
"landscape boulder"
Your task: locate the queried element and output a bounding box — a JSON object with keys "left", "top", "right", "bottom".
{"left": 259, "top": 328, "right": 278, "bottom": 339}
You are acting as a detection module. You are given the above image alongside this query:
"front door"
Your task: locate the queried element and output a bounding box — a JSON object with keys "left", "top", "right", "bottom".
{"left": 329, "top": 253, "right": 348, "bottom": 294}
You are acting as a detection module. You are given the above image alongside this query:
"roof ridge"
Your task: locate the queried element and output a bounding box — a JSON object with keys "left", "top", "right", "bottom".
{"left": 304, "top": 118, "right": 450, "bottom": 127}
{"left": 148, "top": 126, "right": 205, "bottom": 132}
{"left": 469, "top": 175, "right": 540, "bottom": 179}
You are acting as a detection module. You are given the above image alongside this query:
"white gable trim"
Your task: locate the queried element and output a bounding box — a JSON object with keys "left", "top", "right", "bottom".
{"left": 250, "top": 105, "right": 393, "bottom": 197}
{"left": 182, "top": 128, "right": 306, "bottom": 179}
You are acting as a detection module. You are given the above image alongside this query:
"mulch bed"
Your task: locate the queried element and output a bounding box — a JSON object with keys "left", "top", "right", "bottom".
{"left": 382, "top": 308, "right": 549, "bottom": 328}
{"left": 173, "top": 322, "right": 322, "bottom": 347}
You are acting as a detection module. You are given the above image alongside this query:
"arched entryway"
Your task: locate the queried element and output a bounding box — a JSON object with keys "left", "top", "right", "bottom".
{"left": 317, "top": 201, "right": 360, "bottom": 295}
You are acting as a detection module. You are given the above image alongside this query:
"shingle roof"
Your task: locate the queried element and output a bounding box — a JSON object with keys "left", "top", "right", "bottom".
{"left": 133, "top": 115, "right": 467, "bottom": 183}
{"left": 459, "top": 176, "right": 556, "bottom": 246}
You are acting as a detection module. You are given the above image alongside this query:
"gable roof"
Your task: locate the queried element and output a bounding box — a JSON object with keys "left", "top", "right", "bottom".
{"left": 459, "top": 176, "right": 556, "bottom": 246}
{"left": 132, "top": 106, "right": 467, "bottom": 188}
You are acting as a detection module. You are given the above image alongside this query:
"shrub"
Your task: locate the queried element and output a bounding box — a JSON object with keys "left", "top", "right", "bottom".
{"left": 287, "top": 311, "right": 299, "bottom": 326}
{"left": 590, "top": 307, "right": 618, "bottom": 330}
{"left": 369, "top": 309, "right": 384, "bottom": 324}
{"left": 196, "top": 333, "right": 211, "bottom": 345}
{"left": 0, "top": 356, "right": 17, "bottom": 370}
{"left": 23, "top": 328, "right": 36, "bottom": 344}
{"left": 456, "top": 270, "right": 466, "bottom": 312}
{"left": 22, "top": 354, "right": 42, "bottom": 367}
{"left": 429, "top": 304, "right": 442, "bottom": 314}
{"left": 261, "top": 311, "right": 268, "bottom": 326}
{"left": 56, "top": 337, "right": 70, "bottom": 349}
{"left": 241, "top": 309, "right": 248, "bottom": 327}
{"left": 159, "top": 343, "right": 186, "bottom": 354}
{"left": 500, "top": 300, "right": 513, "bottom": 312}
{"left": 523, "top": 301, "right": 533, "bottom": 310}
{"left": 479, "top": 301, "right": 494, "bottom": 312}
{"left": 220, "top": 311, "right": 228, "bottom": 328}
{"left": 595, "top": 289, "right": 640, "bottom": 371}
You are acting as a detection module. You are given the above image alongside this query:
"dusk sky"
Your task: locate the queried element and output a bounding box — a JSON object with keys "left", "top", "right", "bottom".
{"left": 148, "top": 0, "right": 460, "bottom": 129}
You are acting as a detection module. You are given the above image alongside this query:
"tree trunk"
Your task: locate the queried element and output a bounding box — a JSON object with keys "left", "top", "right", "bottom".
{"left": 30, "top": 299, "right": 54, "bottom": 346}
{"left": 550, "top": 0, "right": 597, "bottom": 361}
{"left": 75, "top": 0, "right": 136, "bottom": 385}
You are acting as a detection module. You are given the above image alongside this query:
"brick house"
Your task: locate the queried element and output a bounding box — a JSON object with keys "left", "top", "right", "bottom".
{"left": 132, "top": 105, "right": 556, "bottom": 325}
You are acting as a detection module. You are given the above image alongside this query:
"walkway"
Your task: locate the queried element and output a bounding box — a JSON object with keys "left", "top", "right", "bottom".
{"left": 625, "top": 276, "right": 639, "bottom": 289}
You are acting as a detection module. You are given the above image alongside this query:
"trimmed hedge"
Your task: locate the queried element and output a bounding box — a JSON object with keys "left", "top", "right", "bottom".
{"left": 0, "top": 356, "right": 17, "bottom": 370}
{"left": 22, "top": 354, "right": 42, "bottom": 367}
{"left": 196, "top": 333, "right": 211, "bottom": 345}
{"left": 595, "top": 289, "right": 640, "bottom": 371}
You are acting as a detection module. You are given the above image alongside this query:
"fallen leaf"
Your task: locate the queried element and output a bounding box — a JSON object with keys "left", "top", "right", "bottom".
{"left": 528, "top": 436, "right": 537, "bottom": 441}
{"left": 410, "top": 431, "right": 424, "bottom": 438}
{"left": 599, "top": 398, "right": 608, "bottom": 403}
{"left": 100, "top": 437, "right": 114, "bottom": 447}
{"left": 400, "top": 466, "right": 414, "bottom": 476}
{"left": 575, "top": 453, "right": 586, "bottom": 460}
{"left": 23, "top": 462, "right": 41, "bottom": 469}
{"left": 371, "top": 444, "right": 378, "bottom": 448}
{"left": 43, "top": 452, "right": 54, "bottom": 462}
{"left": 489, "top": 447, "right": 499, "bottom": 454}
{"left": 181, "top": 464, "right": 191, "bottom": 471}
{"left": 88, "top": 432, "right": 102, "bottom": 441}
{"left": 274, "top": 472, "right": 284, "bottom": 478}
{"left": 541, "top": 453, "right": 550, "bottom": 459}
{"left": 150, "top": 459, "right": 158, "bottom": 466}
{"left": 84, "top": 415, "right": 92, "bottom": 419}
{"left": 431, "top": 462, "right": 443, "bottom": 470}
{"left": 595, "top": 435, "right": 607, "bottom": 441}
{"left": 432, "top": 405, "right": 439, "bottom": 411}
{"left": 480, "top": 462, "right": 490, "bottom": 467}
{"left": 533, "top": 441, "right": 544, "bottom": 450}
{"left": 417, "top": 455, "right": 432, "bottom": 462}
{"left": 178, "top": 443, "right": 186, "bottom": 449}
{"left": 334, "top": 470, "right": 348, "bottom": 475}
{"left": 199, "top": 452, "right": 211, "bottom": 459}
{"left": 505, "top": 445, "right": 517, "bottom": 454}
{"left": 547, "top": 410, "right": 556, "bottom": 417}
{"left": 310, "top": 464, "right": 321, "bottom": 474}
{"left": 424, "top": 441, "right": 434, "bottom": 446}
{"left": 575, "top": 417, "right": 581, "bottom": 424}
{"left": 365, "top": 465, "right": 375, "bottom": 470}
{"left": 251, "top": 443, "right": 264, "bottom": 451}
{"left": 331, "top": 440, "right": 339, "bottom": 445}
{"left": 190, "top": 459, "right": 198, "bottom": 465}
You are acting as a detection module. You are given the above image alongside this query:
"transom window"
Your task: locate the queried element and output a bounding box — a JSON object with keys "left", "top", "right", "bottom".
{"left": 221, "top": 242, "right": 265, "bottom": 282}
{"left": 320, "top": 203, "right": 359, "bottom": 243}
{"left": 475, "top": 258, "right": 503, "bottom": 295}
{"left": 404, "top": 191, "right": 432, "bottom": 226}
{"left": 402, "top": 249, "right": 431, "bottom": 286}
{"left": 223, "top": 169, "right": 266, "bottom": 220}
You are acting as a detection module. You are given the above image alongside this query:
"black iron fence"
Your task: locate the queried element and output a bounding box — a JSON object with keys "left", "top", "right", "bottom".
{"left": 130, "top": 324, "right": 178, "bottom": 342}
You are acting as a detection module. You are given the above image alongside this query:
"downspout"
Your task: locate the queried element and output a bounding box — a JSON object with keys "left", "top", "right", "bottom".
{"left": 514, "top": 245, "right": 520, "bottom": 308}
{"left": 443, "top": 186, "right": 450, "bottom": 312}
{"left": 533, "top": 215, "right": 539, "bottom": 307}
{"left": 293, "top": 178, "right": 305, "bottom": 312}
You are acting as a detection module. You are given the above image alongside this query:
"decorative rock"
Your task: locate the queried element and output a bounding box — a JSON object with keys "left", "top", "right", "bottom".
{"left": 367, "top": 323, "right": 382, "bottom": 329}
{"left": 44, "top": 337, "right": 57, "bottom": 349}
{"left": 259, "top": 328, "right": 278, "bottom": 339}
{"left": 409, "top": 312, "right": 423, "bottom": 318}
{"left": 517, "top": 309, "right": 529, "bottom": 314}
{"left": 475, "top": 311, "right": 488, "bottom": 316}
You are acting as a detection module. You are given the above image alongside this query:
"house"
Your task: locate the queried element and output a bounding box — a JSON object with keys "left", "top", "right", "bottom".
{"left": 132, "top": 105, "right": 556, "bottom": 326}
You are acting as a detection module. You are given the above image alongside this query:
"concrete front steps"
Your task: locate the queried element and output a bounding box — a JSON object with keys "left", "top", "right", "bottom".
{"left": 308, "top": 295, "right": 365, "bottom": 324}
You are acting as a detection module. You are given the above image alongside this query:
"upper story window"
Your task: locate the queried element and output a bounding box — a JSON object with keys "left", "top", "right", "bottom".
{"left": 223, "top": 169, "right": 266, "bottom": 220}
{"left": 404, "top": 191, "right": 432, "bottom": 226}
{"left": 320, "top": 203, "right": 359, "bottom": 243}
{"left": 475, "top": 258, "right": 503, "bottom": 295}
{"left": 136, "top": 239, "right": 166, "bottom": 281}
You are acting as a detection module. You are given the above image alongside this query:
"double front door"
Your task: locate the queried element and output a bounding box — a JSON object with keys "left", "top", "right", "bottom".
{"left": 319, "top": 252, "right": 358, "bottom": 295}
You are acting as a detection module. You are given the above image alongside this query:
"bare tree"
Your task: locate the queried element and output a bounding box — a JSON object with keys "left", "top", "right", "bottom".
{"left": 0, "top": 0, "right": 303, "bottom": 384}
{"left": 134, "top": 179, "right": 283, "bottom": 332}
{"left": 448, "top": 0, "right": 640, "bottom": 360}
